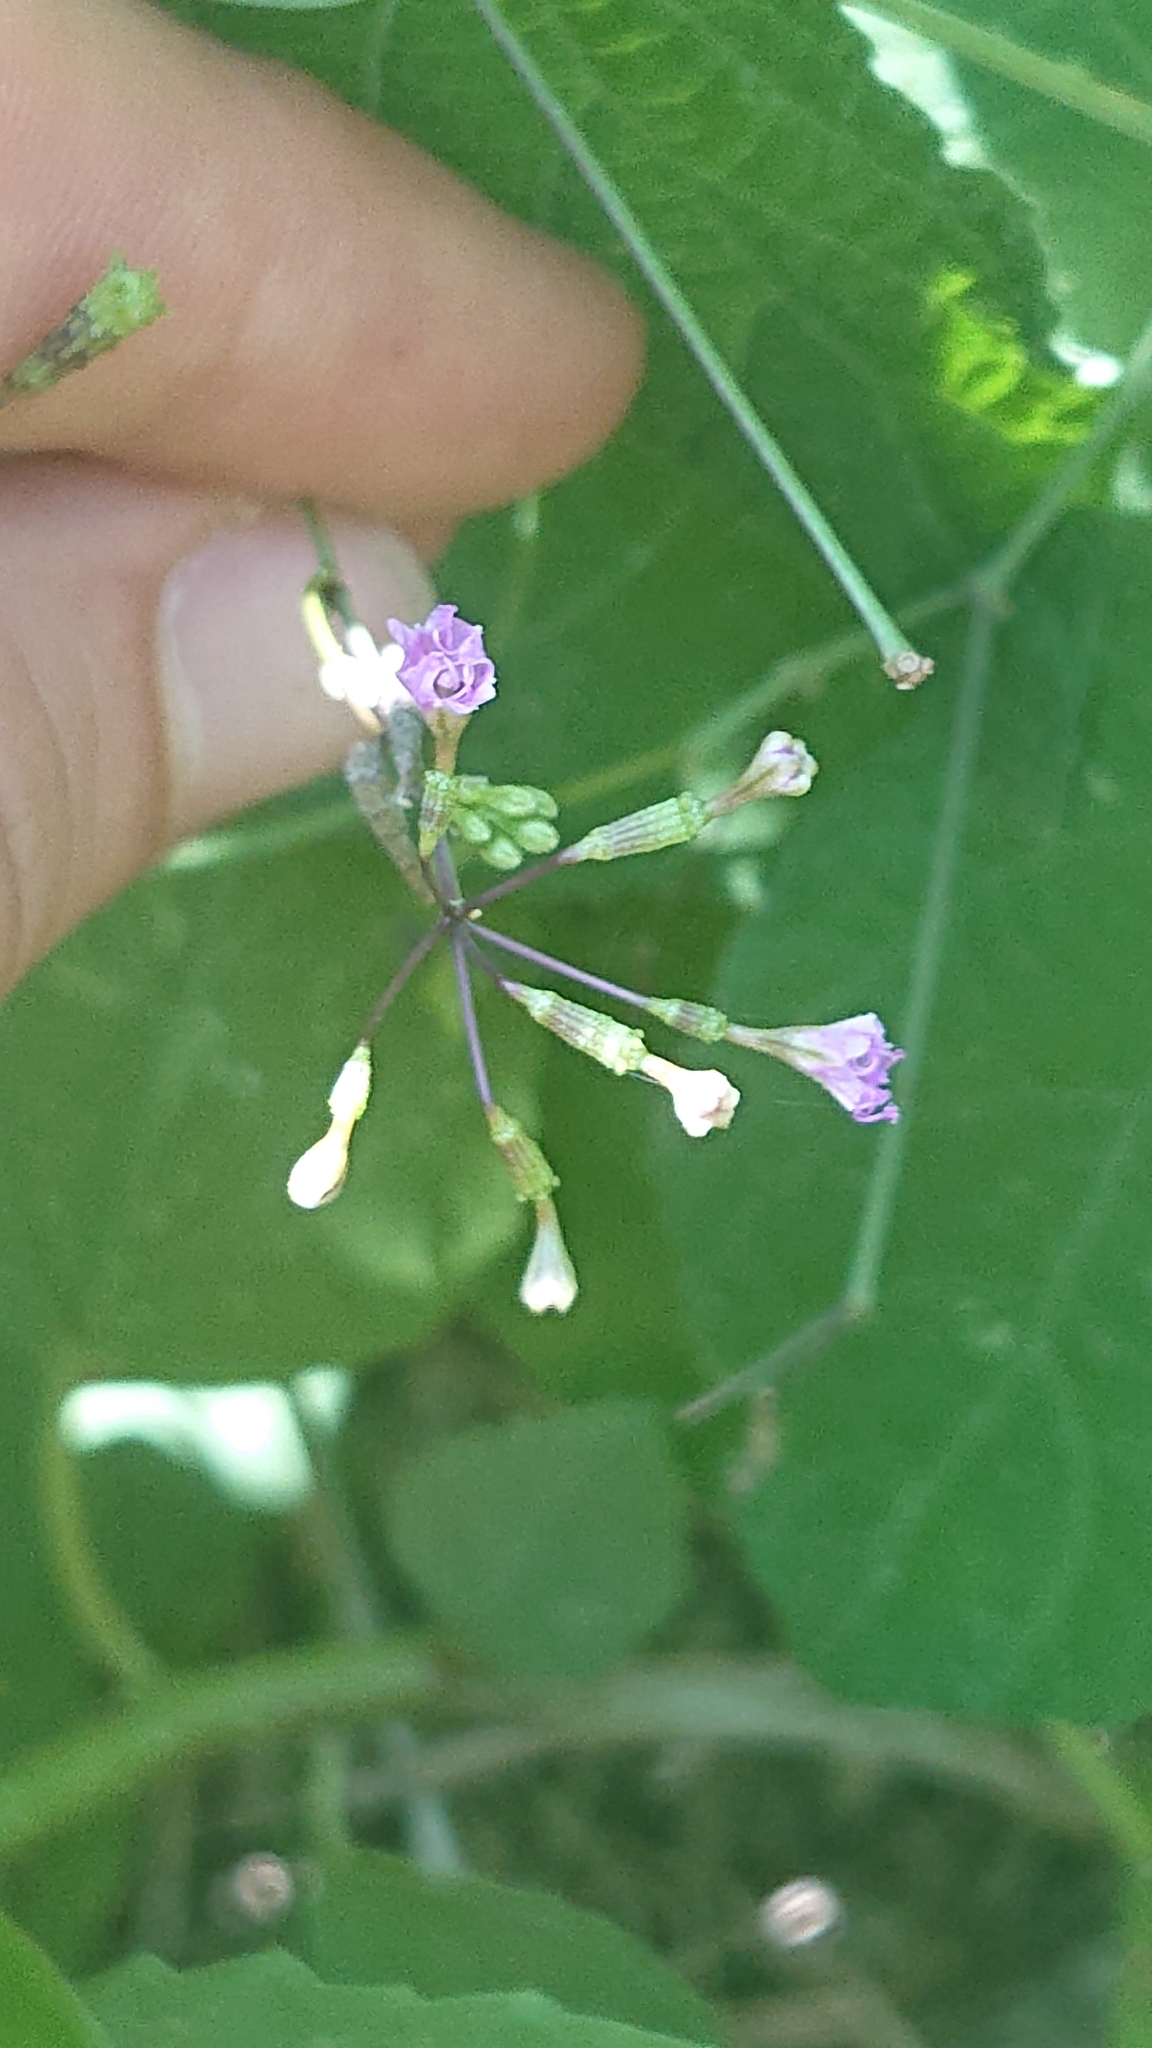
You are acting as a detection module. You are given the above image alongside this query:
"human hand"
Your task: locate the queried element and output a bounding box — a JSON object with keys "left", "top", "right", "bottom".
{"left": 0, "top": 0, "right": 642, "bottom": 993}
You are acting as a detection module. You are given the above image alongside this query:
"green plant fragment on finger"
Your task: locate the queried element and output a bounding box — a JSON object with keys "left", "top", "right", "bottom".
{"left": 289, "top": 1847, "right": 721, "bottom": 2043}
{"left": 0, "top": 256, "right": 165, "bottom": 405}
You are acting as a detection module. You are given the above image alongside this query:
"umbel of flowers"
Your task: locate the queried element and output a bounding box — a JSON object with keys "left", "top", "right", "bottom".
{"left": 291, "top": 584, "right": 903, "bottom": 1316}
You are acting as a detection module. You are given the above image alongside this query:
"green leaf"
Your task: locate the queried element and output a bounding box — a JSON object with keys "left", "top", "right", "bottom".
{"left": 85, "top": 1950, "right": 705, "bottom": 2048}
{"left": 856, "top": 0, "right": 1152, "bottom": 355}
{"left": 292, "top": 1847, "right": 721, "bottom": 2044}
{"left": 0, "top": 1906, "right": 109, "bottom": 2048}
{"left": 385, "top": 1400, "right": 689, "bottom": 1679}
{"left": 0, "top": 824, "right": 537, "bottom": 1381}
{"left": 661, "top": 514, "right": 1152, "bottom": 1721}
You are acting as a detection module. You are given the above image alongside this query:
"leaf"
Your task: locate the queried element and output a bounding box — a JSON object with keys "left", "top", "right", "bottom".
{"left": 855, "top": 0, "right": 1152, "bottom": 354}
{"left": 292, "top": 1847, "right": 721, "bottom": 2044}
{"left": 0, "top": 1906, "right": 109, "bottom": 2048}
{"left": 661, "top": 514, "right": 1152, "bottom": 1721}
{"left": 0, "top": 824, "right": 538, "bottom": 1381}
{"left": 385, "top": 1400, "right": 689, "bottom": 1679}
{"left": 85, "top": 1950, "right": 706, "bottom": 2048}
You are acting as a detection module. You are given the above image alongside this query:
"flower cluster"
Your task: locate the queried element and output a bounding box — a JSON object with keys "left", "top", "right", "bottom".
{"left": 293, "top": 583, "right": 904, "bottom": 1317}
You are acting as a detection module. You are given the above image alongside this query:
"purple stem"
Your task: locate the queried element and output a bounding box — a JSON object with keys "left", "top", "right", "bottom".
{"left": 460, "top": 848, "right": 571, "bottom": 914}
{"left": 469, "top": 926, "right": 651, "bottom": 1014}
{"left": 451, "top": 928, "right": 493, "bottom": 1107}
{"left": 360, "top": 920, "right": 448, "bottom": 1041}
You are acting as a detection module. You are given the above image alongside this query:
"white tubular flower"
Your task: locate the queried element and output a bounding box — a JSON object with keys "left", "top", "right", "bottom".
{"left": 639, "top": 1054, "right": 740, "bottom": 1136}
{"left": 319, "top": 627, "right": 408, "bottom": 729}
{"left": 287, "top": 1046, "right": 372, "bottom": 1210}
{"left": 519, "top": 1198, "right": 579, "bottom": 1315}
{"left": 709, "top": 731, "right": 818, "bottom": 815}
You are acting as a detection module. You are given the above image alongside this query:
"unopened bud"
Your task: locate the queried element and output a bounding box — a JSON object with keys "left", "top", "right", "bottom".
{"left": 504, "top": 983, "right": 647, "bottom": 1076}
{"left": 485, "top": 1105, "right": 559, "bottom": 1204}
{"left": 883, "top": 649, "right": 934, "bottom": 691}
{"left": 328, "top": 1044, "right": 372, "bottom": 1123}
{"left": 561, "top": 793, "right": 709, "bottom": 864}
{"left": 288, "top": 1046, "right": 372, "bottom": 1209}
{"left": 708, "top": 731, "right": 817, "bottom": 815}
{"left": 519, "top": 1198, "right": 579, "bottom": 1315}
{"left": 758, "top": 1877, "right": 843, "bottom": 1949}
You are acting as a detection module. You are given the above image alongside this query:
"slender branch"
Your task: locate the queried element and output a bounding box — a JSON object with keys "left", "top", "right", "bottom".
{"left": 358, "top": 920, "right": 447, "bottom": 1044}
{"left": 451, "top": 930, "right": 494, "bottom": 1106}
{"left": 1045, "top": 1723, "right": 1152, "bottom": 1867}
{"left": 471, "top": 926, "right": 651, "bottom": 1012}
{"left": 844, "top": 603, "right": 997, "bottom": 1314}
{"left": 856, "top": 0, "right": 1152, "bottom": 151}
{"left": 40, "top": 1401, "right": 162, "bottom": 1701}
{"left": 0, "top": 1642, "right": 435, "bottom": 1865}
{"left": 676, "top": 1305, "right": 857, "bottom": 1425}
{"left": 978, "top": 300, "right": 1152, "bottom": 600}
{"left": 471, "top": 0, "right": 927, "bottom": 671}
{"left": 461, "top": 848, "right": 570, "bottom": 915}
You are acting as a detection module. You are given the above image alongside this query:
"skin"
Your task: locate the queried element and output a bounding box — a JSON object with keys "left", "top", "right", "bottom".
{"left": 0, "top": 0, "right": 644, "bottom": 993}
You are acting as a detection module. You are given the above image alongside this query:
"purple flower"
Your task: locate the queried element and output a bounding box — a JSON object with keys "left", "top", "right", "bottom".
{"left": 726, "top": 1013, "right": 903, "bottom": 1123}
{"left": 385, "top": 605, "right": 497, "bottom": 716}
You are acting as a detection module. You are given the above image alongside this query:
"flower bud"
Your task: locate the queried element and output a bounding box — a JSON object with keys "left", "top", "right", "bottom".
{"left": 504, "top": 983, "right": 647, "bottom": 1076}
{"left": 287, "top": 1046, "right": 373, "bottom": 1209}
{"left": 561, "top": 794, "right": 710, "bottom": 864}
{"left": 639, "top": 1054, "right": 740, "bottom": 1136}
{"left": 707, "top": 731, "right": 817, "bottom": 816}
{"left": 519, "top": 1199, "right": 579, "bottom": 1315}
{"left": 484, "top": 1105, "right": 559, "bottom": 1204}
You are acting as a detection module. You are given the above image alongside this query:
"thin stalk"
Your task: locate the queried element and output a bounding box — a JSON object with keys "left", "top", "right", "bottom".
{"left": 452, "top": 930, "right": 493, "bottom": 1106}
{"left": 40, "top": 1411, "right": 161, "bottom": 1701}
{"left": 298, "top": 499, "right": 359, "bottom": 633}
{"left": 1045, "top": 1723, "right": 1152, "bottom": 1869}
{"left": 471, "top": 926, "right": 651, "bottom": 1012}
{"left": 857, "top": 1, "right": 1152, "bottom": 151}
{"left": 978, "top": 299, "right": 1152, "bottom": 600}
{"left": 359, "top": 920, "right": 446, "bottom": 1043}
{"left": 461, "top": 848, "right": 570, "bottom": 914}
{"left": 471, "top": 0, "right": 928, "bottom": 671}
{"left": 676, "top": 1304, "right": 856, "bottom": 1425}
{"left": 0, "top": 1642, "right": 435, "bottom": 1866}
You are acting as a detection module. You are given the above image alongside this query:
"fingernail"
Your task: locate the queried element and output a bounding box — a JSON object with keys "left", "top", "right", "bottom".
{"left": 158, "top": 511, "right": 435, "bottom": 838}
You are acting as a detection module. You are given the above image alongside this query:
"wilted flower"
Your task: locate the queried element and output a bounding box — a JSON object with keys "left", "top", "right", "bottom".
{"left": 317, "top": 624, "right": 408, "bottom": 727}
{"left": 639, "top": 1054, "right": 740, "bottom": 1136}
{"left": 287, "top": 1045, "right": 373, "bottom": 1208}
{"left": 709, "top": 730, "right": 817, "bottom": 815}
{"left": 726, "top": 1013, "right": 902, "bottom": 1123}
{"left": 385, "top": 604, "right": 497, "bottom": 716}
{"left": 519, "top": 1198, "right": 579, "bottom": 1314}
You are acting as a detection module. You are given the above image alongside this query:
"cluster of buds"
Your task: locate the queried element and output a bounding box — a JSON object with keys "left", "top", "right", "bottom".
{"left": 290, "top": 573, "right": 904, "bottom": 1317}
{"left": 417, "top": 772, "right": 560, "bottom": 870}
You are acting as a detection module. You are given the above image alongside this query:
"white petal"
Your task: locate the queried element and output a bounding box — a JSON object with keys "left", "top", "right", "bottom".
{"left": 287, "top": 1127, "right": 350, "bottom": 1209}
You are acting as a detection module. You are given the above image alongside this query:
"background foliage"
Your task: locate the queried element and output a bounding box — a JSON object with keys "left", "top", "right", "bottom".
{"left": 4, "top": 0, "right": 1152, "bottom": 2042}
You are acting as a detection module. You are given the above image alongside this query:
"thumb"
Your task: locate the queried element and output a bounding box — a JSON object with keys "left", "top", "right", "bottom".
{"left": 0, "top": 458, "right": 433, "bottom": 994}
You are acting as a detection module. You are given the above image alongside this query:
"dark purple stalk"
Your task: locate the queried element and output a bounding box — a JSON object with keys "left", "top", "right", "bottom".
{"left": 451, "top": 929, "right": 493, "bottom": 1107}
{"left": 359, "top": 920, "right": 447, "bottom": 1042}
{"left": 470, "top": 926, "right": 651, "bottom": 1015}
{"left": 460, "top": 848, "right": 571, "bottom": 914}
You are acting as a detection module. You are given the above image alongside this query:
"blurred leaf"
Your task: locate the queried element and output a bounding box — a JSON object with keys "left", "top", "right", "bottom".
{"left": 292, "top": 1847, "right": 721, "bottom": 2043}
{"left": 85, "top": 1950, "right": 704, "bottom": 2048}
{"left": 0, "top": 827, "right": 537, "bottom": 1382}
{"left": 5, "top": 1805, "right": 135, "bottom": 1984}
{"left": 661, "top": 513, "right": 1152, "bottom": 1721}
{"left": 856, "top": 0, "right": 1152, "bottom": 356}
{"left": 386, "top": 1400, "right": 689, "bottom": 1679}
{"left": 0, "top": 1906, "right": 108, "bottom": 2048}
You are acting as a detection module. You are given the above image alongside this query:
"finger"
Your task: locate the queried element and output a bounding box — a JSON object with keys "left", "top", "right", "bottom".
{"left": 0, "top": 0, "right": 644, "bottom": 525}
{"left": 0, "top": 457, "right": 434, "bottom": 994}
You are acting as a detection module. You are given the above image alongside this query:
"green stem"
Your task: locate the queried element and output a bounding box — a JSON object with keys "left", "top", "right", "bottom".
{"left": 1046, "top": 1723, "right": 1152, "bottom": 1869}
{"left": 858, "top": 0, "right": 1152, "bottom": 151}
{"left": 471, "top": 0, "right": 928, "bottom": 672}
{"left": 0, "top": 1641, "right": 435, "bottom": 1866}
{"left": 844, "top": 601, "right": 997, "bottom": 1314}
{"left": 978, "top": 301, "right": 1152, "bottom": 600}
{"left": 39, "top": 1409, "right": 161, "bottom": 1702}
